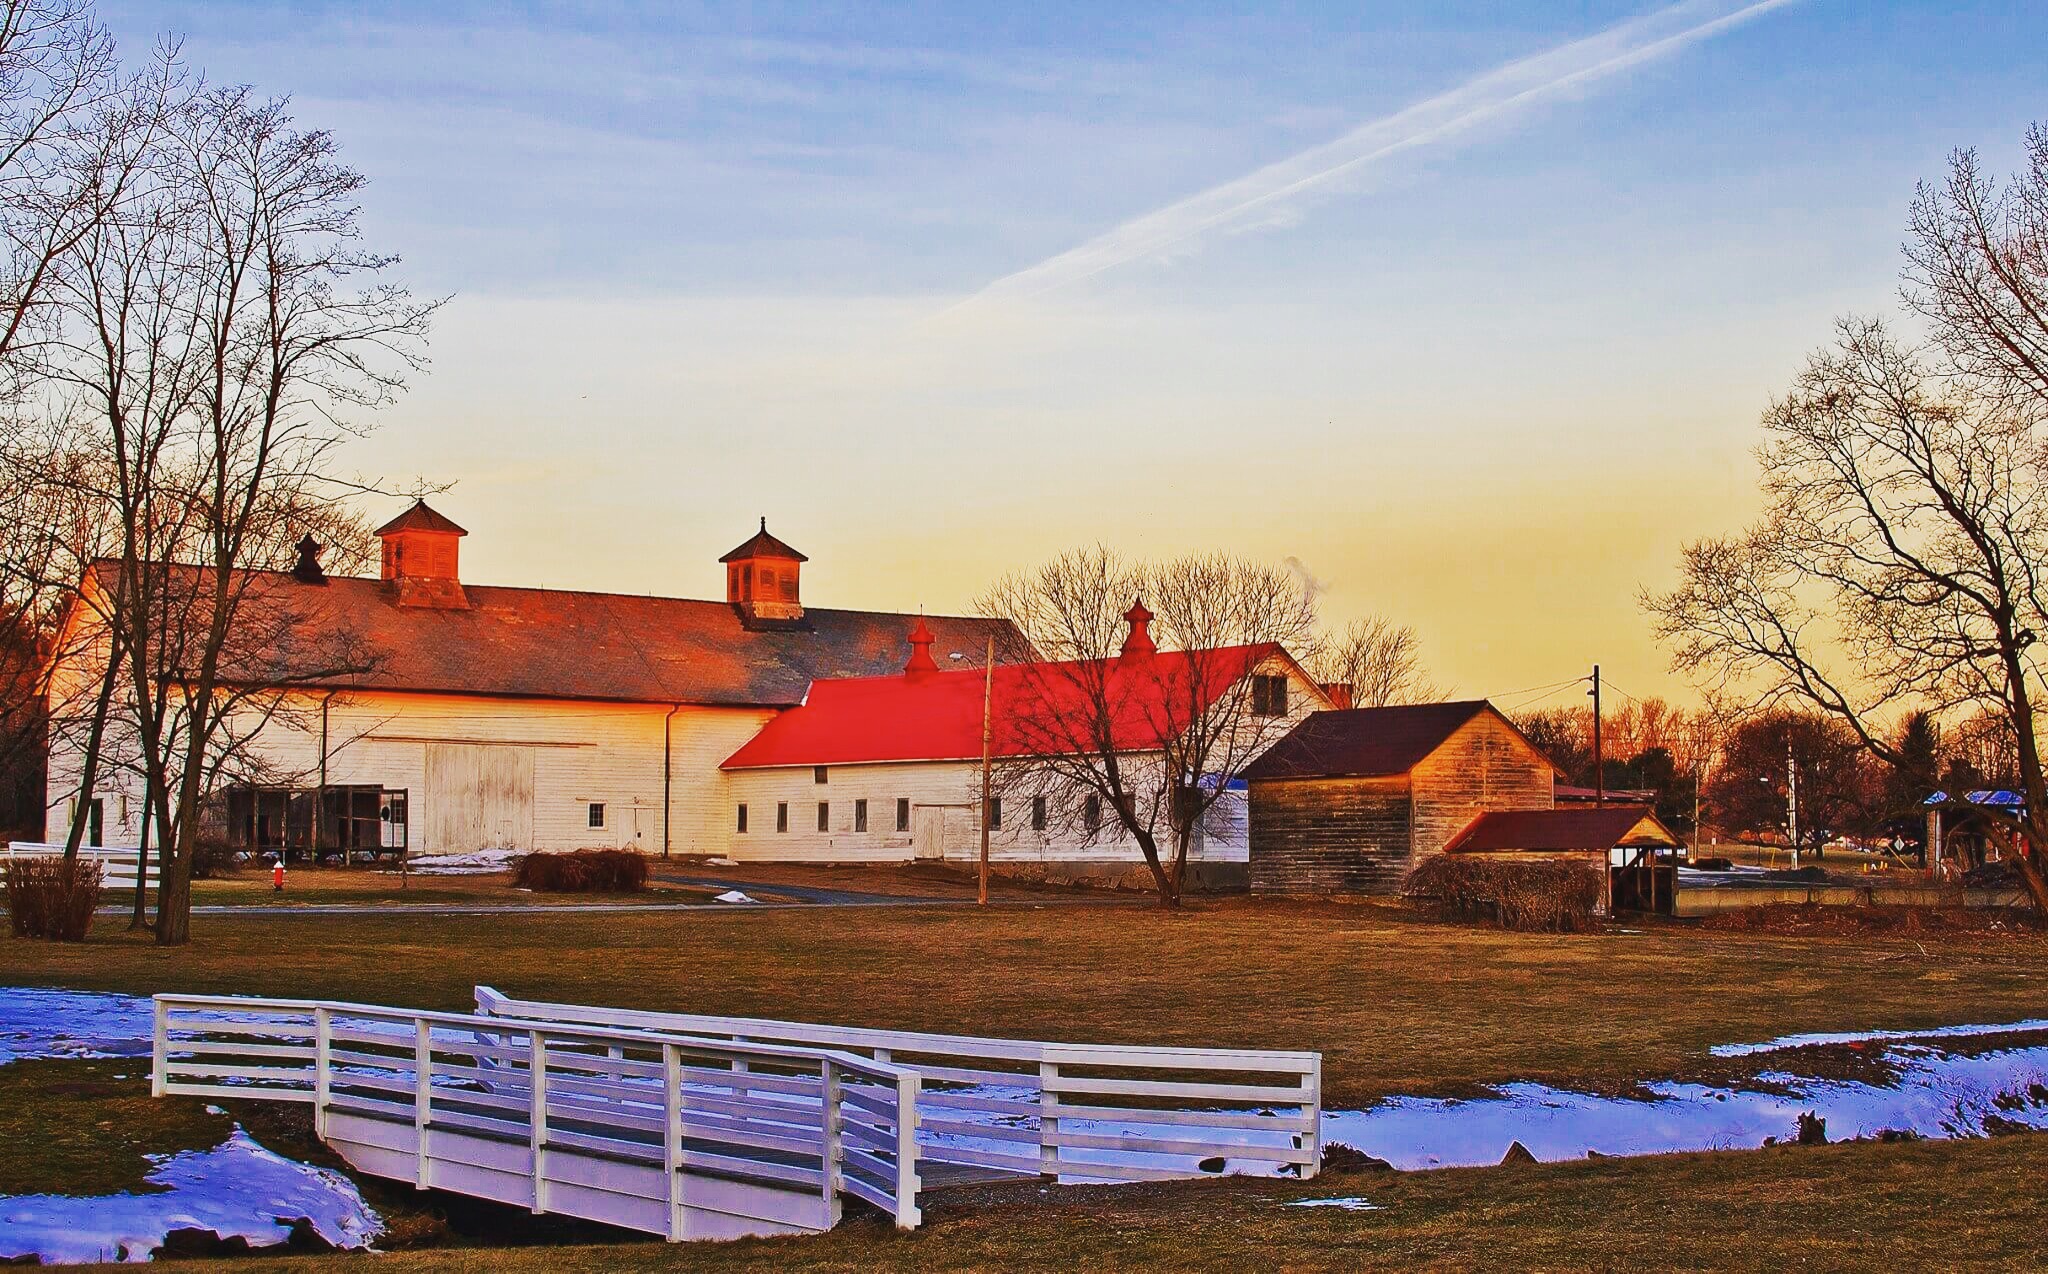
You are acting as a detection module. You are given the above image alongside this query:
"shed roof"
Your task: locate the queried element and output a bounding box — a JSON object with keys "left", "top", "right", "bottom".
{"left": 1242, "top": 700, "right": 1555, "bottom": 781}
{"left": 1444, "top": 806, "right": 1679, "bottom": 854}
{"left": 84, "top": 561, "right": 1007, "bottom": 708}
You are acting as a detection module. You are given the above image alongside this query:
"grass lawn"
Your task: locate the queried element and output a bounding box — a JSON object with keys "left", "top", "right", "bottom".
{"left": 5, "top": 897, "right": 2044, "bottom": 1103}
{"left": 183, "top": 866, "right": 734, "bottom": 908}
{"left": 213, "top": 1131, "right": 2048, "bottom": 1272}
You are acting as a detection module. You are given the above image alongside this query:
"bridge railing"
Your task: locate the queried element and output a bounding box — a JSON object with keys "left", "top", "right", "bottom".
{"left": 152, "top": 993, "right": 922, "bottom": 1236}
{"left": 474, "top": 986, "right": 1322, "bottom": 1184}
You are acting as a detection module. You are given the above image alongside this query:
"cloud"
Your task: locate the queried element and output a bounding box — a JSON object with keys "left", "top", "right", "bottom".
{"left": 948, "top": 0, "right": 1804, "bottom": 312}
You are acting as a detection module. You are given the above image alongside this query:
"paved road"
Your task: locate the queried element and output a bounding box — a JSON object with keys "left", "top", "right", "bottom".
{"left": 653, "top": 872, "right": 946, "bottom": 906}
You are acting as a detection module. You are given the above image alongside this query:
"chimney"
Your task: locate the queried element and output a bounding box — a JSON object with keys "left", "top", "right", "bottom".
{"left": 291, "top": 534, "right": 328, "bottom": 586}
{"left": 1321, "top": 682, "right": 1355, "bottom": 710}
{"left": 1120, "top": 599, "right": 1157, "bottom": 660}
{"left": 904, "top": 615, "right": 938, "bottom": 674}
{"left": 721, "top": 517, "right": 809, "bottom": 629}
{"left": 374, "top": 500, "right": 469, "bottom": 609}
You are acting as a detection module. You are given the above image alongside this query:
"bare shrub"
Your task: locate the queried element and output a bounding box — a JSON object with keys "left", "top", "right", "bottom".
{"left": 188, "top": 836, "right": 240, "bottom": 880}
{"left": 4, "top": 855, "right": 104, "bottom": 940}
{"left": 510, "top": 849, "right": 648, "bottom": 894}
{"left": 1403, "top": 855, "right": 1602, "bottom": 933}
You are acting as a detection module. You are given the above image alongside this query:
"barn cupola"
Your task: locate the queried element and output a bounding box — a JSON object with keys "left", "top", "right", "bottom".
{"left": 1121, "top": 598, "right": 1157, "bottom": 660}
{"left": 721, "top": 518, "right": 809, "bottom": 629}
{"left": 904, "top": 615, "right": 938, "bottom": 674}
{"left": 290, "top": 533, "right": 328, "bottom": 585}
{"left": 375, "top": 500, "right": 469, "bottom": 609}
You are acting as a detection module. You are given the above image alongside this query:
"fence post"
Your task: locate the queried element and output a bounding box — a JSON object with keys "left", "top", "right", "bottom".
{"left": 1038, "top": 1060, "right": 1060, "bottom": 1180}
{"left": 149, "top": 998, "right": 168, "bottom": 1098}
{"left": 414, "top": 1016, "right": 433, "bottom": 1189}
{"left": 1304, "top": 1055, "right": 1323, "bottom": 1179}
{"left": 663, "top": 1042, "right": 685, "bottom": 1241}
{"left": 820, "top": 1059, "right": 843, "bottom": 1226}
{"left": 312, "top": 1007, "right": 332, "bottom": 1138}
{"left": 894, "top": 1069, "right": 921, "bottom": 1229}
{"left": 529, "top": 1029, "right": 549, "bottom": 1214}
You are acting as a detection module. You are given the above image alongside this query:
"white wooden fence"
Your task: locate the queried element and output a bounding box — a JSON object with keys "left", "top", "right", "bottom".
{"left": 474, "top": 987, "right": 1323, "bottom": 1185}
{"left": 152, "top": 994, "right": 922, "bottom": 1240}
{"left": 4, "top": 842, "right": 157, "bottom": 894}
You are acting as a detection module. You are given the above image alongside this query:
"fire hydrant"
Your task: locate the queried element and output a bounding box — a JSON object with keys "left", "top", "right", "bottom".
{"left": 272, "top": 858, "right": 286, "bottom": 892}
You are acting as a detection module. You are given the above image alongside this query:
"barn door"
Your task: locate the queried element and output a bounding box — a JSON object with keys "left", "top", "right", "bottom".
{"left": 424, "top": 743, "right": 536, "bottom": 852}
{"left": 912, "top": 806, "right": 949, "bottom": 860}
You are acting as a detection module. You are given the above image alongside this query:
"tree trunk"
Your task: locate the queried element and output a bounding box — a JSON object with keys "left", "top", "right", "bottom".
{"left": 1131, "top": 829, "right": 1181, "bottom": 907}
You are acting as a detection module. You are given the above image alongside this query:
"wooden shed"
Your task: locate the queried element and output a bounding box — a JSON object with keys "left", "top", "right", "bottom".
{"left": 1444, "top": 805, "right": 1684, "bottom": 914}
{"left": 1244, "top": 700, "right": 1560, "bottom": 895}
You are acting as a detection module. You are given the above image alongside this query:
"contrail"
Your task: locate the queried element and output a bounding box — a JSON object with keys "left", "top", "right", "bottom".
{"left": 947, "top": 0, "right": 1803, "bottom": 312}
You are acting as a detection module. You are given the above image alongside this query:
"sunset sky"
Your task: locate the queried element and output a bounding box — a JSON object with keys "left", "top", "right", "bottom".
{"left": 102, "top": 1, "right": 2046, "bottom": 711}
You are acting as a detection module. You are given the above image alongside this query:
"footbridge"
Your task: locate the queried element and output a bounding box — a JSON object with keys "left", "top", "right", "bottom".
{"left": 151, "top": 991, "right": 1321, "bottom": 1243}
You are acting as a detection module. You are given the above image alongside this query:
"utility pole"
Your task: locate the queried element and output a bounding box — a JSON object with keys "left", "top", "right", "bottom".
{"left": 1693, "top": 759, "right": 1708, "bottom": 862}
{"left": 1589, "top": 665, "right": 1603, "bottom": 807}
{"left": 1786, "top": 743, "right": 1800, "bottom": 869}
{"left": 978, "top": 635, "right": 995, "bottom": 907}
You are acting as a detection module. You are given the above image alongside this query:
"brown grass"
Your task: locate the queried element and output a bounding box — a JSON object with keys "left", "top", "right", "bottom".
{"left": 7, "top": 897, "right": 2046, "bottom": 1106}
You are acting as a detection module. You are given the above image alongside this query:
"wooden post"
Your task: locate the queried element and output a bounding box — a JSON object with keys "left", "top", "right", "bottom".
{"left": 820, "top": 1060, "right": 844, "bottom": 1226}
{"left": 414, "top": 1016, "right": 433, "bottom": 1189}
{"left": 1038, "top": 1060, "right": 1060, "bottom": 1180}
{"left": 894, "top": 1070, "right": 921, "bottom": 1229}
{"left": 1304, "top": 1056, "right": 1323, "bottom": 1178}
{"left": 529, "top": 1030, "right": 549, "bottom": 1214}
{"left": 663, "top": 1043, "right": 685, "bottom": 1241}
{"left": 312, "top": 1007, "right": 332, "bottom": 1139}
{"left": 150, "top": 999, "right": 168, "bottom": 1098}
{"left": 979, "top": 635, "right": 995, "bottom": 906}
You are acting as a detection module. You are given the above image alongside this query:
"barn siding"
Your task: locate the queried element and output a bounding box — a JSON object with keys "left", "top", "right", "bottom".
{"left": 1247, "top": 775, "right": 1413, "bottom": 894}
{"left": 1408, "top": 712, "right": 1556, "bottom": 859}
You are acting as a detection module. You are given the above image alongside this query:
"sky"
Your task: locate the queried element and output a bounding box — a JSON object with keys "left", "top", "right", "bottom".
{"left": 100, "top": 0, "right": 2048, "bottom": 711}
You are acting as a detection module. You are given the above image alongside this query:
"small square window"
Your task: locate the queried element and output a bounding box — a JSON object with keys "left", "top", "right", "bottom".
{"left": 814, "top": 766, "right": 828, "bottom": 785}
{"left": 817, "top": 801, "right": 830, "bottom": 832}
{"left": 736, "top": 803, "right": 749, "bottom": 833}
{"left": 1032, "top": 796, "right": 1047, "bottom": 831}
{"left": 896, "top": 798, "right": 910, "bottom": 832}
{"left": 587, "top": 802, "right": 606, "bottom": 829}
{"left": 776, "top": 802, "right": 789, "bottom": 833}
{"left": 854, "top": 799, "right": 868, "bottom": 833}
{"left": 1252, "top": 674, "right": 1290, "bottom": 717}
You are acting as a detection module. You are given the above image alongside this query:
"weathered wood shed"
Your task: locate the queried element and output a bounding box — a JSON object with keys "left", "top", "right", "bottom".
{"left": 1243, "top": 700, "right": 1560, "bottom": 895}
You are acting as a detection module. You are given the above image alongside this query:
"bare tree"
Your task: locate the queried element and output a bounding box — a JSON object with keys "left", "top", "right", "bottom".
{"left": 1312, "top": 615, "right": 1439, "bottom": 707}
{"left": 977, "top": 547, "right": 1322, "bottom": 907}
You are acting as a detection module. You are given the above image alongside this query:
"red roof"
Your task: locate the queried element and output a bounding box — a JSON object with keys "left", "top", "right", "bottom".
{"left": 1444, "top": 806, "right": 1678, "bottom": 853}
{"left": 374, "top": 501, "right": 467, "bottom": 537}
{"left": 84, "top": 562, "right": 1010, "bottom": 708}
{"left": 721, "top": 644, "right": 1288, "bottom": 769}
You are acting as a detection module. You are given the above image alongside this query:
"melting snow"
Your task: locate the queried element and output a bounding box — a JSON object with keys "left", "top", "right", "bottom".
{"left": 1283, "top": 1197, "right": 1382, "bottom": 1211}
{"left": 0, "top": 986, "right": 155, "bottom": 1065}
{"left": 402, "top": 849, "right": 520, "bottom": 876}
{"left": 1711, "top": 1019, "right": 2048, "bottom": 1057}
{"left": 0, "top": 1128, "right": 382, "bottom": 1264}
{"left": 713, "top": 890, "right": 757, "bottom": 904}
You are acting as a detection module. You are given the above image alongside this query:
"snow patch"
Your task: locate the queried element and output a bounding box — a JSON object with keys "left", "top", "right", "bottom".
{"left": 1711, "top": 1019, "right": 2048, "bottom": 1057}
{"left": 402, "top": 849, "right": 521, "bottom": 876}
{"left": 0, "top": 986, "right": 156, "bottom": 1065}
{"left": 1283, "top": 1197, "right": 1382, "bottom": 1211}
{"left": 713, "top": 890, "right": 757, "bottom": 904}
{"left": 0, "top": 1126, "right": 382, "bottom": 1264}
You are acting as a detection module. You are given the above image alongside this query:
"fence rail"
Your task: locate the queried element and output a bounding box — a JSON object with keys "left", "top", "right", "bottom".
{"left": 152, "top": 993, "right": 921, "bottom": 1239}
{"left": 5, "top": 842, "right": 158, "bottom": 893}
{"left": 473, "top": 987, "right": 1322, "bottom": 1185}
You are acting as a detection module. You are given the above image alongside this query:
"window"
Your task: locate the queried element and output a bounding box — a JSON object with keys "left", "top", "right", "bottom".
{"left": 1252, "top": 674, "right": 1290, "bottom": 717}
{"left": 776, "top": 802, "right": 789, "bottom": 833}
{"left": 986, "top": 797, "right": 1002, "bottom": 831}
{"left": 817, "top": 801, "right": 830, "bottom": 832}
{"left": 1083, "top": 794, "right": 1101, "bottom": 833}
{"left": 854, "top": 799, "right": 868, "bottom": 832}
{"left": 1032, "top": 796, "right": 1047, "bottom": 831}
{"left": 814, "top": 766, "right": 828, "bottom": 784}
{"left": 587, "top": 802, "right": 606, "bottom": 829}
{"left": 896, "top": 798, "right": 910, "bottom": 832}
{"left": 736, "top": 803, "right": 748, "bottom": 833}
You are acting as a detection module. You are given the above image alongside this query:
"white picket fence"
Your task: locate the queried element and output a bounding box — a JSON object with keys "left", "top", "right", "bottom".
{"left": 152, "top": 994, "right": 923, "bottom": 1240}
{"left": 473, "top": 987, "right": 1324, "bottom": 1184}
{"left": 4, "top": 842, "right": 157, "bottom": 893}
